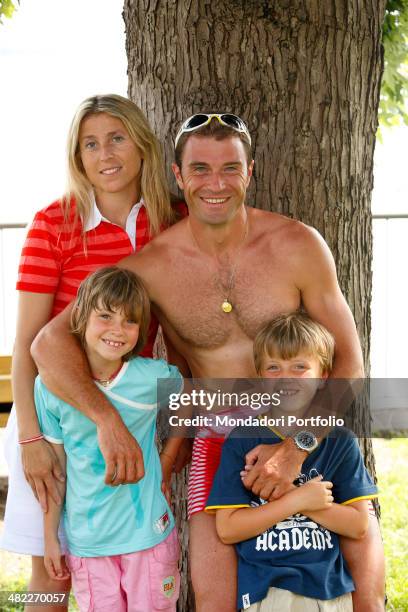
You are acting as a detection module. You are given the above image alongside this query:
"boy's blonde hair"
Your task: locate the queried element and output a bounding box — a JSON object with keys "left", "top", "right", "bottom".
{"left": 253, "top": 312, "right": 335, "bottom": 375}
{"left": 71, "top": 267, "right": 150, "bottom": 360}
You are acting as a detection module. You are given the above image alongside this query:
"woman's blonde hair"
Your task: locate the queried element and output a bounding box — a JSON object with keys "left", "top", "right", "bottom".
{"left": 253, "top": 312, "right": 335, "bottom": 375}
{"left": 63, "top": 94, "right": 174, "bottom": 236}
{"left": 71, "top": 267, "right": 151, "bottom": 360}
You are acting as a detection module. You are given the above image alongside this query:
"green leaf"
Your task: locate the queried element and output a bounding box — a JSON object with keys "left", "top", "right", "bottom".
{"left": 0, "top": 0, "right": 18, "bottom": 24}
{"left": 380, "top": 0, "right": 408, "bottom": 130}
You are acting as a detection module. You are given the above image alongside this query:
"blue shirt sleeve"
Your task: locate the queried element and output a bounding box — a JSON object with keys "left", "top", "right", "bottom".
{"left": 34, "top": 376, "right": 63, "bottom": 443}
{"left": 330, "top": 435, "right": 378, "bottom": 504}
{"left": 205, "top": 436, "right": 253, "bottom": 512}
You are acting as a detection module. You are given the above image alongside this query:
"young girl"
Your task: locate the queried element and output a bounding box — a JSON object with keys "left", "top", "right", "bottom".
{"left": 35, "top": 267, "right": 182, "bottom": 611}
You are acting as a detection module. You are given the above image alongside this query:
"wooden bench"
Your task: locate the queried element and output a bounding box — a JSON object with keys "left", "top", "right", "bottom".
{"left": 0, "top": 355, "right": 12, "bottom": 427}
{"left": 0, "top": 355, "right": 12, "bottom": 404}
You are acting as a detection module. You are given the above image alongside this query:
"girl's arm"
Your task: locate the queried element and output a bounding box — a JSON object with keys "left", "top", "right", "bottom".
{"left": 159, "top": 358, "right": 193, "bottom": 478}
{"left": 215, "top": 477, "right": 333, "bottom": 544}
{"left": 43, "top": 442, "right": 70, "bottom": 581}
{"left": 162, "top": 334, "right": 193, "bottom": 473}
{"left": 12, "top": 291, "right": 65, "bottom": 511}
{"left": 160, "top": 434, "right": 187, "bottom": 502}
{"left": 161, "top": 437, "right": 185, "bottom": 464}
{"left": 304, "top": 500, "right": 370, "bottom": 539}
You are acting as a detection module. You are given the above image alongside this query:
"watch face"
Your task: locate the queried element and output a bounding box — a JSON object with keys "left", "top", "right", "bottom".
{"left": 296, "top": 431, "right": 317, "bottom": 450}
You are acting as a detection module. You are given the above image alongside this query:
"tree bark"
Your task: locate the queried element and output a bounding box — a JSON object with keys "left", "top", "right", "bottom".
{"left": 124, "top": 1, "right": 387, "bottom": 608}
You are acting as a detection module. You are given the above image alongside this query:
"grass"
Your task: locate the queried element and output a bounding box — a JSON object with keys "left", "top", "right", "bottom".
{"left": 0, "top": 439, "right": 406, "bottom": 610}
{"left": 0, "top": 577, "right": 28, "bottom": 612}
{"left": 373, "top": 438, "right": 408, "bottom": 611}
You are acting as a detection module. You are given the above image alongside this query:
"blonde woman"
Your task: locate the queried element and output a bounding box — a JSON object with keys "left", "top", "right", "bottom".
{"left": 2, "top": 94, "right": 185, "bottom": 609}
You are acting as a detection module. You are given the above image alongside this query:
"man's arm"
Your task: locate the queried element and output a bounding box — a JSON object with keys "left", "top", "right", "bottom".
{"left": 31, "top": 302, "right": 144, "bottom": 485}
{"left": 296, "top": 226, "right": 364, "bottom": 379}
{"left": 241, "top": 439, "right": 307, "bottom": 499}
{"left": 243, "top": 225, "right": 364, "bottom": 499}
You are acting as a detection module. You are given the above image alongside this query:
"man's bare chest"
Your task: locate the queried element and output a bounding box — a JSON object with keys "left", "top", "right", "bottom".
{"left": 153, "top": 258, "right": 300, "bottom": 348}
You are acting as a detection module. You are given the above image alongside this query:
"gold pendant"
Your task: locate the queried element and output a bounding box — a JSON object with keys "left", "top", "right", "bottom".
{"left": 222, "top": 300, "right": 233, "bottom": 313}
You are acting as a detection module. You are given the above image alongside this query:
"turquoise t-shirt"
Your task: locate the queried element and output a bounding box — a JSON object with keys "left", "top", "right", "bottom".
{"left": 35, "top": 357, "right": 183, "bottom": 557}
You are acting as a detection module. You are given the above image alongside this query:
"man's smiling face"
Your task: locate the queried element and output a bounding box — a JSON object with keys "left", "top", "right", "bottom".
{"left": 172, "top": 135, "right": 254, "bottom": 225}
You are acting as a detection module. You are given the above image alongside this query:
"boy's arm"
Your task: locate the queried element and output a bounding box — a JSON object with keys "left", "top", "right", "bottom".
{"left": 304, "top": 436, "right": 377, "bottom": 539}
{"left": 43, "top": 443, "right": 70, "bottom": 581}
{"left": 215, "top": 477, "right": 333, "bottom": 544}
{"left": 216, "top": 493, "right": 299, "bottom": 545}
{"left": 304, "top": 499, "right": 371, "bottom": 539}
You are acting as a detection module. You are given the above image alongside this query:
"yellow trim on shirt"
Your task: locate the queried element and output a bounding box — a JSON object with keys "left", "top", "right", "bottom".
{"left": 268, "top": 426, "right": 286, "bottom": 439}
{"left": 205, "top": 504, "right": 250, "bottom": 514}
{"left": 341, "top": 494, "right": 378, "bottom": 506}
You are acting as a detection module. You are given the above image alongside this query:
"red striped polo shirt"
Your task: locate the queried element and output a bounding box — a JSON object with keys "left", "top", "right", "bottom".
{"left": 17, "top": 197, "right": 186, "bottom": 356}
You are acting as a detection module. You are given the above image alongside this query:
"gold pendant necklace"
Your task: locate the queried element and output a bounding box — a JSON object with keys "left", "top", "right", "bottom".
{"left": 222, "top": 300, "right": 233, "bottom": 313}
{"left": 220, "top": 265, "right": 236, "bottom": 313}
{"left": 189, "top": 217, "right": 248, "bottom": 313}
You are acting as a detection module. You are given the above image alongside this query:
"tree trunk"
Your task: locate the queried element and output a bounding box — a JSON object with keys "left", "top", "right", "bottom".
{"left": 124, "top": 1, "right": 387, "bottom": 608}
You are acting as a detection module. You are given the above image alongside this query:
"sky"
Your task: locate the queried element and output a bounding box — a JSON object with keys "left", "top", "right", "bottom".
{"left": 0, "top": 0, "right": 406, "bottom": 223}
{"left": 372, "top": 126, "right": 408, "bottom": 216}
{"left": 0, "top": 0, "right": 407, "bottom": 376}
{"left": 0, "top": 0, "right": 127, "bottom": 224}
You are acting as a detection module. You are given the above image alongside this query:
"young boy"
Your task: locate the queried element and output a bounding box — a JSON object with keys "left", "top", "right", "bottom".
{"left": 205, "top": 312, "right": 378, "bottom": 611}
{"left": 35, "top": 267, "right": 183, "bottom": 611}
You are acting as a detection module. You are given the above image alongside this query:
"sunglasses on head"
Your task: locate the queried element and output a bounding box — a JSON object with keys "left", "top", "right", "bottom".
{"left": 174, "top": 113, "right": 251, "bottom": 148}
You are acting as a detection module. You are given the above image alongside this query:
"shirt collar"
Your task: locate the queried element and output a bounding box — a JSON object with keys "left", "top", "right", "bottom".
{"left": 84, "top": 194, "right": 144, "bottom": 232}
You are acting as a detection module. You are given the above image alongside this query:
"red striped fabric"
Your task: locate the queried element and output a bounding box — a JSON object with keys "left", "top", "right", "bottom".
{"left": 17, "top": 198, "right": 187, "bottom": 357}
{"left": 188, "top": 437, "right": 224, "bottom": 518}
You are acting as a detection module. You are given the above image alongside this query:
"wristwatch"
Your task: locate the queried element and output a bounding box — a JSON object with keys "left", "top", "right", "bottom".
{"left": 292, "top": 431, "right": 318, "bottom": 454}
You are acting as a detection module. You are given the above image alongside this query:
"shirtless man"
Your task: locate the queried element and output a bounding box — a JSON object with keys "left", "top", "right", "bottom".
{"left": 33, "top": 114, "right": 385, "bottom": 611}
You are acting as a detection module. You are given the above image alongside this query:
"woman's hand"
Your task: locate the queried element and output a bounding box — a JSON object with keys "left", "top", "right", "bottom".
{"left": 21, "top": 439, "right": 65, "bottom": 512}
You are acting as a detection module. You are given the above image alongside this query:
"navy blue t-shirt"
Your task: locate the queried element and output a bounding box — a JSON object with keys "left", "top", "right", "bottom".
{"left": 205, "top": 426, "right": 377, "bottom": 609}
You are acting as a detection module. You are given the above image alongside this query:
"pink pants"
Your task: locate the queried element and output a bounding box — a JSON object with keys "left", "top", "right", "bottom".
{"left": 66, "top": 529, "right": 180, "bottom": 612}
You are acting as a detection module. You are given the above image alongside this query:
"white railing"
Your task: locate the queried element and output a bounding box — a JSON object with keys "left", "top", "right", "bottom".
{"left": 0, "top": 224, "right": 27, "bottom": 355}
{"left": 371, "top": 215, "right": 408, "bottom": 378}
